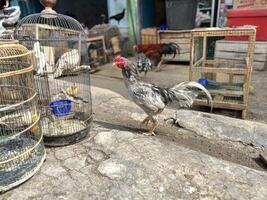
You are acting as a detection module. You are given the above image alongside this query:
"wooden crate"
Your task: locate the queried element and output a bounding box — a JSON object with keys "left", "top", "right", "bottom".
{"left": 189, "top": 28, "right": 256, "bottom": 119}
{"left": 87, "top": 36, "right": 107, "bottom": 66}
{"left": 158, "top": 30, "right": 191, "bottom": 62}
{"left": 215, "top": 40, "right": 267, "bottom": 71}
{"left": 141, "top": 28, "right": 158, "bottom": 45}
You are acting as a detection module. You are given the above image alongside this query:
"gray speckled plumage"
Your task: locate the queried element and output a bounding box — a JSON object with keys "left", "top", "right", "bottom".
{"left": 122, "top": 61, "right": 212, "bottom": 118}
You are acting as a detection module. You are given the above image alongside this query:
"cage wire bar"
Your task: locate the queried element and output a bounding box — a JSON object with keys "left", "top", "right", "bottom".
{"left": 189, "top": 27, "right": 256, "bottom": 119}
{"left": 0, "top": 43, "right": 46, "bottom": 193}
{"left": 14, "top": 0, "right": 93, "bottom": 146}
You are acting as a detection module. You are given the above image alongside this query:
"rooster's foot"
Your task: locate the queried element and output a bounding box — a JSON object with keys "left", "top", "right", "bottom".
{"left": 142, "top": 131, "right": 156, "bottom": 136}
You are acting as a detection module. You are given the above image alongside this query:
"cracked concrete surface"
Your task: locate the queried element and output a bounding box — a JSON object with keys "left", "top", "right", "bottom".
{"left": 170, "top": 110, "right": 267, "bottom": 150}
{"left": 2, "top": 86, "right": 267, "bottom": 199}
{"left": 91, "top": 86, "right": 267, "bottom": 152}
{"left": 2, "top": 123, "right": 267, "bottom": 200}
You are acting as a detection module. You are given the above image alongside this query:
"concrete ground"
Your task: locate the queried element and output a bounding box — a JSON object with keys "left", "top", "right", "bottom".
{"left": 2, "top": 86, "right": 267, "bottom": 200}
{"left": 91, "top": 62, "right": 267, "bottom": 123}
{"left": 2, "top": 61, "right": 267, "bottom": 199}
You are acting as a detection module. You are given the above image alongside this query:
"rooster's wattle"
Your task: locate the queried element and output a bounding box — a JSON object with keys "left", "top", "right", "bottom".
{"left": 113, "top": 56, "right": 212, "bottom": 136}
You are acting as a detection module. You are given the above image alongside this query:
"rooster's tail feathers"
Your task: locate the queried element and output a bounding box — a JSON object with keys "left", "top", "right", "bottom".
{"left": 162, "top": 43, "right": 181, "bottom": 58}
{"left": 168, "top": 81, "right": 213, "bottom": 110}
{"left": 169, "top": 42, "right": 181, "bottom": 55}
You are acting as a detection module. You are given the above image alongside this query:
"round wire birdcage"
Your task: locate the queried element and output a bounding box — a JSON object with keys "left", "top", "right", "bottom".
{"left": 0, "top": 43, "right": 46, "bottom": 193}
{"left": 14, "top": 0, "right": 93, "bottom": 146}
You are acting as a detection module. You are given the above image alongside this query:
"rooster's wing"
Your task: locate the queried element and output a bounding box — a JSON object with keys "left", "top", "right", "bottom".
{"left": 129, "top": 82, "right": 166, "bottom": 115}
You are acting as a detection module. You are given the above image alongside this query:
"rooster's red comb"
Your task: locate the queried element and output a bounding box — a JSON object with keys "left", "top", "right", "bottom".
{"left": 113, "top": 55, "right": 128, "bottom": 69}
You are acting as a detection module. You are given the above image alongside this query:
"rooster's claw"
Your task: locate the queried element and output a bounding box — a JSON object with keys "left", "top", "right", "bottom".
{"left": 164, "top": 117, "right": 183, "bottom": 128}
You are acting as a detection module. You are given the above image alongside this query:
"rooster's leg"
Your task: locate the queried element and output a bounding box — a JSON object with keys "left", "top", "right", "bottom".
{"left": 141, "top": 117, "right": 157, "bottom": 136}
{"left": 155, "top": 60, "right": 163, "bottom": 72}
{"left": 148, "top": 117, "right": 157, "bottom": 136}
{"left": 140, "top": 116, "right": 150, "bottom": 127}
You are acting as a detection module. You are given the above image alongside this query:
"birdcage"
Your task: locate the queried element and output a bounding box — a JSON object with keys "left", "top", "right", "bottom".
{"left": 14, "top": 0, "right": 93, "bottom": 146}
{"left": 0, "top": 43, "right": 46, "bottom": 192}
{"left": 189, "top": 27, "right": 256, "bottom": 119}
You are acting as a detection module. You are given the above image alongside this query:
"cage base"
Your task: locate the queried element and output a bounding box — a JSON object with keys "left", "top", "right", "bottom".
{"left": 43, "top": 117, "right": 92, "bottom": 147}
{"left": 0, "top": 143, "right": 46, "bottom": 193}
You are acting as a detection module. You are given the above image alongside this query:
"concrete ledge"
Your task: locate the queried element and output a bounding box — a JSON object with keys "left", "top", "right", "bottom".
{"left": 2, "top": 86, "right": 267, "bottom": 200}
{"left": 91, "top": 86, "right": 267, "bottom": 151}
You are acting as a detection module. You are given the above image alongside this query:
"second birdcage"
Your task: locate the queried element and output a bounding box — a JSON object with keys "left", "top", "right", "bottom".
{"left": 14, "top": 0, "right": 93, "bottom": 146}
{"left": 0, "top": 43, "right": 45, "bottom": 192}
{"left": 189, "top": 27, "right": 256, "bottom": 119}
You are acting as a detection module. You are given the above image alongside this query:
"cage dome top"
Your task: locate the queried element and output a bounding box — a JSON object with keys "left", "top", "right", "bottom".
{"left": 0, "top": 44, "right": 30, "bottom": 59}
{"left": 15, "top": 0, "right": 85, "bottom": 36}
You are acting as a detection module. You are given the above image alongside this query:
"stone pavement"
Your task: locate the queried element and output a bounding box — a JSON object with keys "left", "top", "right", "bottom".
{"left": 2, "top": 86, "right": 267, "bottom": 200}
{"left": 2, "top": 123, "right": 267, "bottom": 200}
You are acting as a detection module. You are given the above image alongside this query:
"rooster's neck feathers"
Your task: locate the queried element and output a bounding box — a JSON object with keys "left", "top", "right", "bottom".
{"left": 122, "top": 61, "right": 139, "bottom": 82}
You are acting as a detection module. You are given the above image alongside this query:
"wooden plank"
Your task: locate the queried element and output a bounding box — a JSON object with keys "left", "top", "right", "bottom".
{"left": 191, "top": 28, "right": 255, "bottom": 37}
{"left": 209, "top": 89, "right": 243, "bottom": 97}
{"left": 215, "top": 51, "right": 266, "bottom": 62}
{"left": 159, "top": 32, "right": 190, "bottom": 38}
{"left": 215, "top": 40, "right": 267, "bottom": 71}
{"left": 158, "top": 32, "right": 191, "bottom": 39}
{"left": 213, "top": 54, "right": 266, "bottom": 70}
{"left": 193, "top": 99, "right": 246, "bottom": 110}
{"left": 216, "top": 73, "right": 244, "bottom": 84}
{"left": 192, "top": 67, "right": 248, "bottom": 74}
{"left": 253, "top": 61, "right": 267, "bottom": 71}
{"left": 216, "top": 41, "right": 267, "bottom": 54}
{"left": 160, "top": 38, "right": 190, "bottom": 44}
{"left": 162, "top": 53, "right": 190, "bottom": 62}
{"left": 159, "top": 41, "right": 190, "bottom": 49}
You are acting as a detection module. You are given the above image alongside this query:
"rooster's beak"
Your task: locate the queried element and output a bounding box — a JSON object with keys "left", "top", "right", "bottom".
{"left": 112, "top": 62, "right": 116, "bottom": 66}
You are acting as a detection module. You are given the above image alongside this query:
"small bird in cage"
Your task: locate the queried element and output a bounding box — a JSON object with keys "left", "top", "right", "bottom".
{"left": 50, "top": 84, "right": 88, "bottom": 117}
{"left": 66, "top": 85, "right": 78, "bottom": 97}
{"left": 62, "top": 86, "right": 88, "bottom": 104}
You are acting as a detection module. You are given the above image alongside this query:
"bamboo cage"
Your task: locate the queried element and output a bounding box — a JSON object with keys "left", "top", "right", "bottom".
{"left": 0, "top": 43, "right": 46, "bottom": 192}
{"left": 189, "top": 28, "right": 256, "bottom": 119}
{"left": 14, "top": 0, "right": 93, "bottom": 146}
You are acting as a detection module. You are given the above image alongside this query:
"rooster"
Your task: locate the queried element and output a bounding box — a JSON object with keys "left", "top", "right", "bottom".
{"left": 134, "top": 43, "right": 180, "bottom": 71}
{"left": 113, "top": 56, "right": 212, "bottom": 136}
